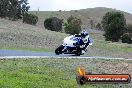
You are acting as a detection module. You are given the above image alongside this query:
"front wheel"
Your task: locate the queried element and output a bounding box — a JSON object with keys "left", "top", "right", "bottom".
{"left": 55, "top": 45, "right": 64, "bottom": 55}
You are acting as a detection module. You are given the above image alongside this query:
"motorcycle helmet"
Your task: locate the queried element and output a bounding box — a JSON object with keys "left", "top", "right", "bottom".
{"left": 80, "top": 30, "right": 88, "bottom": 38}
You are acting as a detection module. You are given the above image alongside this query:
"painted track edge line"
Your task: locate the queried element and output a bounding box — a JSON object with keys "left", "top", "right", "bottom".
{"left": 0, "top": 56, "right": 127, "bottom": 60}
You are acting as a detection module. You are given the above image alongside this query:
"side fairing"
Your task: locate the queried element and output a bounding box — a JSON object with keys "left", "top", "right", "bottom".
{"left": 63, "top": 35, "right": 80, "bottom": 47}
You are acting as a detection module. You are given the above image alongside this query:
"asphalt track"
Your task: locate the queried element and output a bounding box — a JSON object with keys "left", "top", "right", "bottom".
{"left": 0, "top": 50, "right": 129, "bottom": 60}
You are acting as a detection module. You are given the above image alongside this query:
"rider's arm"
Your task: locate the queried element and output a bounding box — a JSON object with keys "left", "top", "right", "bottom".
{"left": 82, "top": 36, "right": 89, "bottom": 44}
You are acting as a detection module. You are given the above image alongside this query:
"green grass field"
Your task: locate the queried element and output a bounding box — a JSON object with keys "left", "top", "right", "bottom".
{"left": 0, "top": 58, "right": 131, "bottom": 88}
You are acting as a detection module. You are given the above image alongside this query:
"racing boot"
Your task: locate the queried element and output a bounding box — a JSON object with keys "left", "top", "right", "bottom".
{"left": 81, "top": 50, "right": 85, "bottom": 54}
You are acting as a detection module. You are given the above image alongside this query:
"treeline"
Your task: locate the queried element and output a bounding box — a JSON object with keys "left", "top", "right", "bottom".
{"left": 44, "top": 16, "right": 82, "bottom": 35}
{"left": 44, "top": 12, "right": 131, "bottom": 44}
{"left": 0, "top": 0, "right": 38, "bottom": 25}
{"left": 102, "top": 11, "right": 132, "bottom": 44}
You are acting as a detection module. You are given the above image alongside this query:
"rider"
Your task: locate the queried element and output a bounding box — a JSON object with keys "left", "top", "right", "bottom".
{"left": 75, "top": 30, "right": 91, "bottom": 54}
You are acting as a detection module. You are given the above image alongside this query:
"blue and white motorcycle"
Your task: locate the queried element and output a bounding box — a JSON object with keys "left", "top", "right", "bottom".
{"left": 55, "top": 35, "right": 92, "bottom": 56}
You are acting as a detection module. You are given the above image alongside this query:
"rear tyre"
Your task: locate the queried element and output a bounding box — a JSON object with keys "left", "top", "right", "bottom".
{"left": 75, "top": 51, "right": 81, "bottom": 56}
{"left": 55, "top": 45, "right": 64, "bottom": 55}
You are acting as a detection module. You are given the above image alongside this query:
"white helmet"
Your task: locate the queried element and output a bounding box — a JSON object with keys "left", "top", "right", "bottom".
{"left": 80, "top": 30, "right": 88, "bottom": 38}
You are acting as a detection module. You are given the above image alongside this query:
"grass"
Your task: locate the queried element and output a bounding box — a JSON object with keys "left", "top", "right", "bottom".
{"left": 0, "top": 44, "right": 52, "bottom": 52}
{"left": 0, "top": 19, "right": 67, "bottom": 53}
{"left": 0, "top": 58, "right": 131, "bottom": 88}
{"left": 94, "top": 40, "right": 132, "bottom": 53}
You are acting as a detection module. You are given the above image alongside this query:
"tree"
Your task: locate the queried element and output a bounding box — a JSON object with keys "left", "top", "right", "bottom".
{"left": 0, "top": 0, "right": 9, "bottom": 18}
{"left": 101, "top": 11, "right": 126, "bottom": 42}
{"left": 0, "top": 0, "right": 39, "bottom": 25}
{"left": 44, "top": 17, "right": 63, "bottom": 32}
{"left": 7, "top": 0, "right": 20, "bottom": 20}
{"left": 64, "top": 16, "right": 82, "bottom": 35}
{"left": 0, "top": 0, "right": 30, "bottom": 20}
{"left": 19, "top": 0, "right": 30, "bottom": 21}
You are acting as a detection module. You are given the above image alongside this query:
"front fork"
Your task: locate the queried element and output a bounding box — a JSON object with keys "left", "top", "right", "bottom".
{"left": 62, "top": 46, "right": 67, "bottom": 52}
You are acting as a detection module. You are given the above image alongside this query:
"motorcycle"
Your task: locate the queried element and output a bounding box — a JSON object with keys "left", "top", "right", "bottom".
{"left": 55, "top": 35, "right": 92, "bottom": 56}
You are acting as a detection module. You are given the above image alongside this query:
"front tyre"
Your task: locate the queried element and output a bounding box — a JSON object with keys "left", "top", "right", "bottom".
{"left": 55, "top": 45, "right": 64, "bottom": 55}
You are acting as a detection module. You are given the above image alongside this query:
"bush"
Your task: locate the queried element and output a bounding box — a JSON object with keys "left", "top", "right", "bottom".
{"left": 90, "top": 19, "right": 95, "bottom": 29}
{"left": 126, "top": 24, "right": 132, "bottom": 37}
{"left": 64, "top": 16, "right": 82, "bottom": 35}
{"left": 96, "top": 23, "right": 103, "bottom": 30}
{"left": 122, "top": 33, "right": 132, "bottom": 44}
{"left": 23, "top": 13, "right": 38, "bottom": 25}
{"left": 101, "top": 11, "right": 126, "bottom": 42}
{"left": 44, "top": 17, "right": 63, "bottom": 32}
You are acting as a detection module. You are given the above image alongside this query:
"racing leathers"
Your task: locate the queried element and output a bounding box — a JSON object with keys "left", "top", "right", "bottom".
{"left": 74, "top": 34, "right": 91, "bottom": 54}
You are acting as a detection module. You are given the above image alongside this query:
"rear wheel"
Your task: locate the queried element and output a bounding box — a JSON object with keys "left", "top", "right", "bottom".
{"left": 55, "top": 45, "right": 64, "bottom": 55}
{"left": 75, "top": 51, "right": 81, "bottom": 56}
